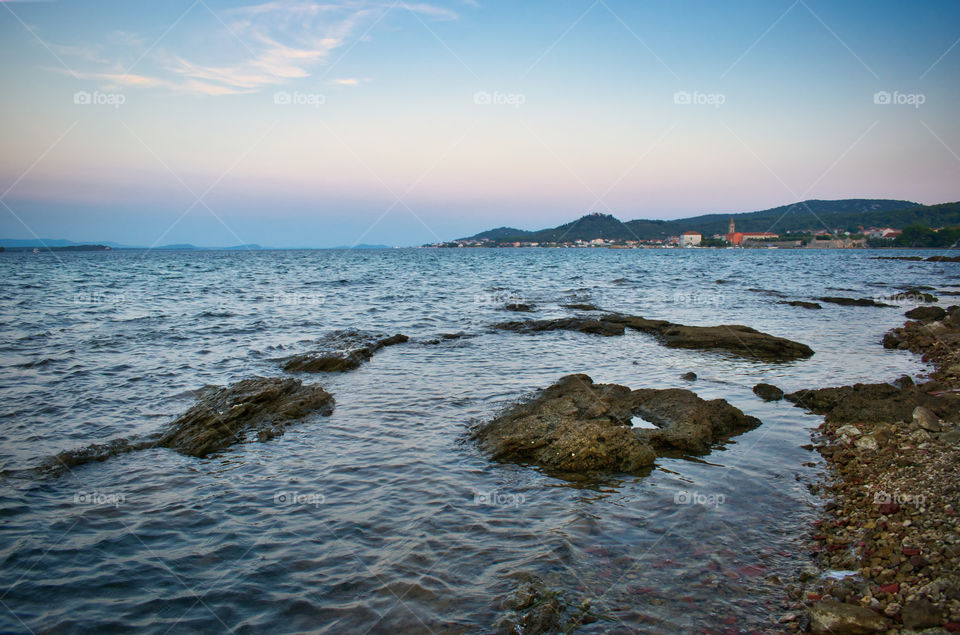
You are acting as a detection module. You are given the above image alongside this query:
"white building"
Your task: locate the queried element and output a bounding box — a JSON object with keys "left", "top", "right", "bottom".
{"left": 680, "top": 231, "right": 702, "bottom": 247}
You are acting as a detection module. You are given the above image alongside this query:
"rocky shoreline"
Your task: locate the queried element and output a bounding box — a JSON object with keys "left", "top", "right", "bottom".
{"left": 781, "top": 304, "right": 960, "bottom": 633}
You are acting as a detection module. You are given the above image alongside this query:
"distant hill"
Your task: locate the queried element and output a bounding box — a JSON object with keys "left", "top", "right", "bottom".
{"left": 0, "top": 239, "right": 265, "bottom": 250}
{"left": 457, "top": 199, "right": 960, "bottom": 243}
{"left": 0, "top": 238, "right": 133, "bottom": 249}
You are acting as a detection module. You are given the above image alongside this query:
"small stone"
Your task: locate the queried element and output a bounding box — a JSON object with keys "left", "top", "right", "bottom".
{"left": 878, "top": 502, "right": 900, "bottom": 515}
{"left": 836, "top": 425, "right": 863, "bottom": 438}
{"left": 901, "top": 598, "right": 941, "bottom": 630}
{"left": 753, "top": 382, "right": 785, "bottom": 401}
{"left": 913, "top": 406, "right": 943, "bottom": 432}
{"left": 779, "top": 611, "right": 800, "bottom": 623}
{"left": 854, "top": 435, "right": 878, "bottom": 451}
{"left": 680, "top": 372, "right": 697, "bottom": 381}
{"left": 809, "top": 601, "right": 890, "bottom": 633}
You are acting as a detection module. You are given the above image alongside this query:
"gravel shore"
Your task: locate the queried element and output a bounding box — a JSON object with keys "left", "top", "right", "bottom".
{"left": 782, "top": 305, "right": 960, "bottom": 633}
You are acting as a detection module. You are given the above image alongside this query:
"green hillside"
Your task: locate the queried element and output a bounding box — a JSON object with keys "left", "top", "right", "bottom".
{"left": 458, "top": 199, "right": 960, "bottom": 243}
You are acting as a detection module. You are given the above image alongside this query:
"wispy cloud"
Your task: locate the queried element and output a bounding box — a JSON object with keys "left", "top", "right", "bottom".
{"left": 50, "top": 0, "right": 460, "bottom": 96}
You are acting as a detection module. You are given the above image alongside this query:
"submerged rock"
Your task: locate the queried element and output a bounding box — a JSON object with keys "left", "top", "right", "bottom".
{"left": 562, "top": 303, "right": 600, "bottom": 311}
{"left": 43, "top": 377, "right": 334, "bottom": 474}
{"left": 494, "top": 313, "right": 814, "bottom": 361}
{"left": 472, "top": 374, "right": 761, "bottom": 475}
{"left": 493, "top": 317, "right": 626, "bottom": 337}
{"left": 819, "top": 296, "right": 892, "bottom": 307}
{"left": 278, "top": 331, "right": 408, "bottom": 373}
{"left": 503, "top": 303, "right": 535, "bottom": 312}
{"left": 780, "top": 300, "right": 822, "bottom": 310}
{"left": 158, "top": 377, "right": 334, "bottom": 457}
{"left": 753, "top": 383, "right": 784, "bottom": 401}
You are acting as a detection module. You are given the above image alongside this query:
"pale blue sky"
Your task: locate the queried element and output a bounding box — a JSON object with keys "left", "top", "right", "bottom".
{"left": 1, "top": 0, "right": 958, "bottom": 246}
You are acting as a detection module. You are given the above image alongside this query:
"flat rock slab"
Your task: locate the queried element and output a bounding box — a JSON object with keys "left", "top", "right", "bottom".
{"left": 278, "top": 331, "right": 408, "bottom": 373}
{"left": 819, "top": 296, "right": 892, "bottom": 307}
{"left": 158, "top": 377, "right": 334, "bottom": 457}
{"left": 785, "top": 382, "right": 958, "bottom": 424}
{"left": 472, "top": 374, "right": 761, "bottom": 476}
{"left": 494, "top": 314, "right": 814, "bottom": 361}
{"left": 44, "top": 377, "right": 334, "bottom": 475}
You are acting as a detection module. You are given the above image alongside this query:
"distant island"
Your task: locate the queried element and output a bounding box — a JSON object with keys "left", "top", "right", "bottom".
{"left": 429, "top": 199, "right": 960, "bottom": 249}
{"left": 0, "top": 239, "right": 395, "bottom": 252}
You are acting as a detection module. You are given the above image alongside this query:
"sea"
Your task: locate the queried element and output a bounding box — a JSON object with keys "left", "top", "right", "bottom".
{"left": 0, "top": 247, "right": 955, "bottom": 633}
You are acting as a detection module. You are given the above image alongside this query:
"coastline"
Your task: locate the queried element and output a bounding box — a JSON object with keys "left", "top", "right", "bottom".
{"left": 783, "top": 305, "right": 960, "bottom": 633}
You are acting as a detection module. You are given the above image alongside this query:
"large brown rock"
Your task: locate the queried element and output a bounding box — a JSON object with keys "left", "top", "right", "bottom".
{"left": 654, "top": 323, "right": 814, "bottom": 360}
{"left": 905, "top": 305, "right": 947, "bottom": 322}
{"left": 473, "top": 375, "right": 655, "bottom": 474}
{"left": 631, "top": 388, "right": 762, "bottom": 454}
{"left": 472, "top": 374, "right": 761, "bottom": 475}
{"left": 158, "top": 377, "right": 334, "bottom": 457}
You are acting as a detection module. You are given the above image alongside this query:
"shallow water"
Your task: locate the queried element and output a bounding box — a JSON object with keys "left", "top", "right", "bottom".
{"left": 0, "top": 247, "right": 954, "bottom": 633}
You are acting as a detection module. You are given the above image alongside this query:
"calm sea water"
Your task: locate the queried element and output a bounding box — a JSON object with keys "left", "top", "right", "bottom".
{"left": 0, "top": 248, "right": 954, "bottom": 633}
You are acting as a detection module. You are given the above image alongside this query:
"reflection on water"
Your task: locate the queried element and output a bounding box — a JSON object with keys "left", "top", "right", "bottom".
{"left": 0, "top": 248, "right": 947, "bottom": 633}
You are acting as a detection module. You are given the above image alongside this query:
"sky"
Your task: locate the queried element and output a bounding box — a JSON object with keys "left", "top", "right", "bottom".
{"left": 0, "top": 0, "right": 958, "bottom": 247}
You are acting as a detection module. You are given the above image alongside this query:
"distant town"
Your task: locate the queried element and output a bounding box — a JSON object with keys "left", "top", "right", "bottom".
{"left": 426, "top": 199, "right": 960, "bottom": 250}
